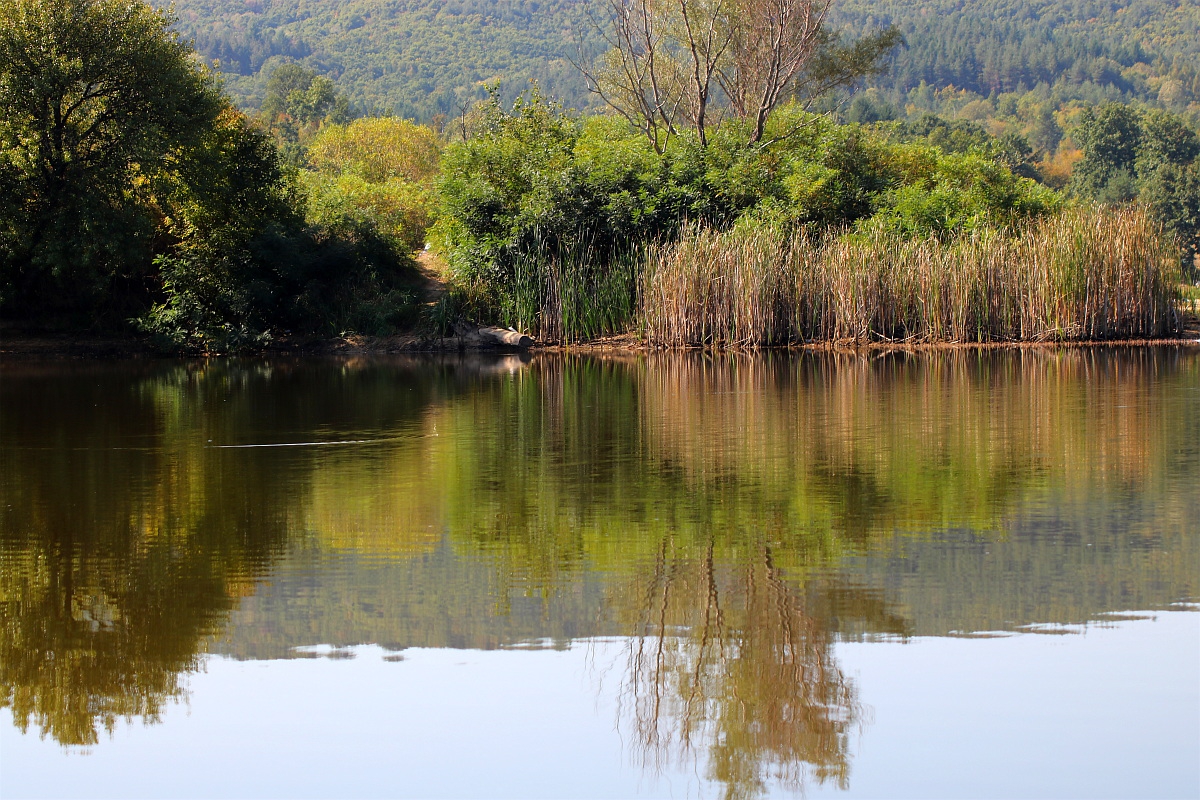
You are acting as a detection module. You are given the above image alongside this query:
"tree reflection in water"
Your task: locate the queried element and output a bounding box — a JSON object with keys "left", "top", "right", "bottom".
{"left": 3, "top": 348, "right": 1196, "bottom": 771}
{"left": 0, "top": 359, "right": 440, "bottom": 747}
{"left": 618, "top": 540, "right": 863, "bottom": 798}
{"left": 0, "top": 363, "right": 297, "bottom": 746}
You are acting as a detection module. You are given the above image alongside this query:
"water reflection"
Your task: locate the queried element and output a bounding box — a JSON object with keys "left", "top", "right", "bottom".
{"left": 1, "top": 363, "right": 278, "bottom": 746}
{"left": 1, "top": 350, "right": 1197, "bottom": 796}
{"left": 0, "top": 358, "right": 450, "bottom": 745}
{"left": 616, "top": 543, "right": 865, "bottom": 797}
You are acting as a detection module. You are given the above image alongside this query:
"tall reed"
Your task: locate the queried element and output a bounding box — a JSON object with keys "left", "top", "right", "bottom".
{"left": 641, "top": 207, "right": 1183, "bottom": 347}
{"left": 500, "top": 231, "right": 639, "bottom": 343}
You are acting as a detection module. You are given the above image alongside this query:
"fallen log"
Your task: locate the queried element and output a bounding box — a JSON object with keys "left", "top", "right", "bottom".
{"left": 478, "top": 326, "right": 534, "bottom": 348}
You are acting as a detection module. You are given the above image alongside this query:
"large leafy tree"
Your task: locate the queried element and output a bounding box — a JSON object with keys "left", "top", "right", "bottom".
{"left": 1071, "top": 104, "right": 1200, "bottom": 275}
{"left": 0, "top": 0, "right": 225, "bottom": 321}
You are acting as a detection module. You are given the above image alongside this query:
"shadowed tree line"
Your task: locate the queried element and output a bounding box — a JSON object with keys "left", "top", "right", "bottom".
{"left": 0, "top": 0, "right": 423, "bottom": 350}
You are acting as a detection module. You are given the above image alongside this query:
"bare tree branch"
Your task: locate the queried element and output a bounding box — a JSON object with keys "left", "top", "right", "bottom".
{"left": 577, "top": 0, "right": 900, "bottom": 147}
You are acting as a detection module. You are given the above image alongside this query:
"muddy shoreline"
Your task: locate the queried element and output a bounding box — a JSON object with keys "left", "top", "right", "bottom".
{"left": 4, "top": 323, "right": 1199, "bottom": 361}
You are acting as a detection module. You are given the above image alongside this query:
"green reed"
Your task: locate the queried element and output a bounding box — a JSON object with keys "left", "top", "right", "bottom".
{"left": 500, "top": 232, "right": 639, "bottom": 343}
{"left": 641, "top": 206, "right": 1184, "bottom": 347}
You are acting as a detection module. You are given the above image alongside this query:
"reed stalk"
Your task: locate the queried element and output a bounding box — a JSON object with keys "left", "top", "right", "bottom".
{"left": 499, "top": 231, "right": 639, "bottom": 343}
{"left": 641, "top": 207, "right": 1183, "bottom": 347}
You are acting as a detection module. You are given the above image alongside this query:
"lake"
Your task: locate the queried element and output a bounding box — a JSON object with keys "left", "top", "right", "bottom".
{"left": 1, "top": 349, "right": 1198, "bottom": 799}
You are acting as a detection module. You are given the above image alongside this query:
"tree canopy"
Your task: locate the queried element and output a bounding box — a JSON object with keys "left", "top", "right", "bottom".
{"left": 1071, "top": 102, "right": 1200, "bottom": 272}
{"left": 0, "top": 0, "right": 223, "bottom": 319}
{"left": 0, "top": 0, "right": 423, "bottom": 347}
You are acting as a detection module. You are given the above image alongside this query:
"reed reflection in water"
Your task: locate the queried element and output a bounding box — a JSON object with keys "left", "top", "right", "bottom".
{"left": 617, "top": 542, "right": 863, "bottom": 797}
{"left": 1, "top": 349, "right": 1196, "bottom": 798}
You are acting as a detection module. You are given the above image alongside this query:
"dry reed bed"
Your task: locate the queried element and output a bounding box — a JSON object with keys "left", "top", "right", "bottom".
{"left": 641, "top": 207, "right": 1183, "bottom": 347}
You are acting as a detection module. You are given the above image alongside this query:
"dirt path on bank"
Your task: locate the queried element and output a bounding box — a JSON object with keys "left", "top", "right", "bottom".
{"left": 414, "top": 250, "right": 449, "bottom": 305}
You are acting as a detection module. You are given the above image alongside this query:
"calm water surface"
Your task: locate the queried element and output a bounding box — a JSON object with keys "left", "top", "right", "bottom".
{"left": 1, "top": 350, "right": 1198, "bottom": 799}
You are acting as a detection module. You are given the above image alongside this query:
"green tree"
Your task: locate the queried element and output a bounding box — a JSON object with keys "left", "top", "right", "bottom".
{"left": 142, "top": 112, "right": 423, "bottom": 351}
{"left": 140, "top": 108, "right": 305, "bottom": 351}
{"left": 259, "top": 62, "right": 350, "bottom": 159}
{"left": 307, "top": 117, "right": 441, "bottom": 185}
{"left": 1137, "top": 110, "right": 1200, "bottom": 171}
{"left": 0, "top": 0, "right": 222, "bottom": 322}
{"left": 1138, "top": 110, "right": 1200, "bottom": 276}
{"left": 1141, "top": 163, "right": 1200, "bottom": 279}
{"left": 1070, "top": 103, "right": 1143, "bottom": 201}
{"left": 1070, "top": 103, "right": 1200, "bottom": 275}
{"left": 302, "top": 118, "right": 442, "bottom": 251}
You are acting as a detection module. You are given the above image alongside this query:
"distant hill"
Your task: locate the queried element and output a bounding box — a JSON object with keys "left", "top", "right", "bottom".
{"left": 169, "top": 0, "right": 599, "bottom": 120}
{"left": 169, "top": 0, "right": 1200, "bottom": 126}
{"left": 833, "top": 0, "right": 1199, "bottom": 116}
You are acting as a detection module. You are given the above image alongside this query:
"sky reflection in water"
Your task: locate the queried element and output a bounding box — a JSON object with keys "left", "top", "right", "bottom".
{"left": 1, "top": 350, "right": 1198, "bottom": 798}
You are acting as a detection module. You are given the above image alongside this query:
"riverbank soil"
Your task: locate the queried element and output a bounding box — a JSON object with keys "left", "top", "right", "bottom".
{"left": 3, "top": 277, "right": 1198, "bottom": 359}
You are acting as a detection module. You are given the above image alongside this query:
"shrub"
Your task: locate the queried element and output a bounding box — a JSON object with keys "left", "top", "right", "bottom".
{"left": 434, "top": 97, "right": 1069, "bottom": 341}
{"left": 307, "top": 117, "right": 441, "bottom": 185}
{"left": 302, "top": 171, "right": 434, "bottom": 251}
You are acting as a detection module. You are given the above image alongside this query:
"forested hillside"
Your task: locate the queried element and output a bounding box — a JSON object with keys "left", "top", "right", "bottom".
{"left": 171, "top": 0, "right": 1200, "bottom": 126}
{"left": 836, "top": 0, "right": 1199, "bottom": 103}
{"left": 171, "top": 0, "right": 597, "bottom": 120}
{"left": 834, "top": 0, "right": 1200, "bottom": 157}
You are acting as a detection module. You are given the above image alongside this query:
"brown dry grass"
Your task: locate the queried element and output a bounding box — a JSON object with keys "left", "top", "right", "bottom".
{"left": 642, "top": 206, "right": 1183, "bottom": 347}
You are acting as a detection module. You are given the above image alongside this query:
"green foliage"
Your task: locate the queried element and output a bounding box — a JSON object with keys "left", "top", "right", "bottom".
{"left": 301, "top": 171, "right": 433, "bottom": 252}
{"left": 1141, "top": 162, "right": 1200, "bottom": 278}
{"left": 138, "top": 109, "right": 297, "bottom": 350}
{"left": 435, "top": 91, "right": 1061, "bottom": 338}
{"left": 832, "top": 0, "right": 1200, "bottom": 121}
{"left": 300, "top": 117, "right": 442, "bottom": 252}
{"left": 1072, "top": 103, "right": 1144, "bottom": 196}
{"left": 144, "top": 218, "right": 420, "bottom": 352}
{"left": 1138, "top": 109, "right": 1200, "bottom": 168}
{"left": 258, "top": 61, "right": 352, "bottom": 163}
{"left": 845, "top": 90, "right": 900, "bottom": 124}
{"left": 261, "top": 62, "right": 347, "bottom": 128}
{"left": 172, "top": 0, "right": 594, "bottom": 121}
{"left": 434, "top": 90, "right": 723, "bottom": 338}
{"left": 140, "top": 113, "right": 422, "bottom": 351}
{"left": 0, "top": 0, "right": 222, "bottom": 323}
{"left": 872, "top": 148, "right": 1060, "bottom": 236}
{"left": 306, "top": 117, "right": 440, "bottom": 184}
{"left": 1070, "top": 102, "right": 1200, "bottom": 272}
{"left": 172, "top": 0, "right": 1200, "bottom": 134}
{"left": 0, "top": 0, "right": 420, "bottom": 348}
{"left": 888, "top": 115, "right": 1041, "bottom": 178}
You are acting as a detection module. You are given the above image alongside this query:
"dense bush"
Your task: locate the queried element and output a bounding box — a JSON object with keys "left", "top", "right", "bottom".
{"left": 301, "top": 117, "right": 441, "bottom": 251}
{"left": 434, "top": 92, "right": 1061, "bottom": 340}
